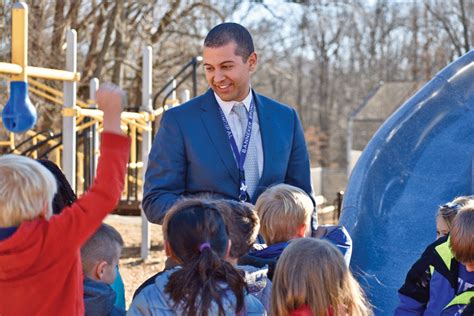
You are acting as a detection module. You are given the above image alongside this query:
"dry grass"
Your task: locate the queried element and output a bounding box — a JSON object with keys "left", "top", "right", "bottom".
{"left": 104, "top": 215, "right": 166, "bottom": 308}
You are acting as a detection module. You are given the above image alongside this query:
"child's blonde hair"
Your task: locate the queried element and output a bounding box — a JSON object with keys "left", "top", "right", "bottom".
{"left": 437, "top": 195, "right": 473, "bottom": 232}
{"left": 271, "top": 238, "right": 372, "bottom": 316}
{"left": 255, "top": 184, "right": 312, "bottom": 245}
{"left": 0, "top": 154, "right": 57, "bottom": 226}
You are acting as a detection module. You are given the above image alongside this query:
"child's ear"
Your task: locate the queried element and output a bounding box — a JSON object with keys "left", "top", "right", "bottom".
{"left": 225, "top": 239, "right": 232, "bottom": 259}
{"left": 165, "top": 240, "right": 183, "bottom": 264}
{"left": 296, "top": 223, "right": 307, "bottom": 238}
{"left": 39, "top": 201, "right": 49, "bottom": 219}
{"left": 164, "top": 240, "right": 178, "bottom": 259}
{"left": 95, "top": 261, "right": 108, "bottom": 281}
{"left": 164, "top": 240, "right": 172, "bottom": 257}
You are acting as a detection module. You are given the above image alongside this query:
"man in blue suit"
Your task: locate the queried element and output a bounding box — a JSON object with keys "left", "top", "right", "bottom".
{"left": 143, "top": 22, "right": 313, "bottom": 224}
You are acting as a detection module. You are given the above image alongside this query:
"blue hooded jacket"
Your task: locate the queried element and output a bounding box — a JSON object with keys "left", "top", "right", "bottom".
{"left": 238, "top": 225, "right": 352, "bottom": 280}
{"left": 83, "top": 278, "right": 125, "bottom": 316}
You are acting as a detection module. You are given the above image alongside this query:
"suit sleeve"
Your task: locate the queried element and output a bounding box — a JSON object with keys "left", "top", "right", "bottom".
{"left": 142, "top": 110, "right": 187, "bottom": 224}
{"left": 285, "top": 108, "right": 313, "bottom": 199}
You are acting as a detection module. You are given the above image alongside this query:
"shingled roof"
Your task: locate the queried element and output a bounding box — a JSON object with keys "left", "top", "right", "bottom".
{"left": 352, "top": 81, "right": 425, "bottom": 151}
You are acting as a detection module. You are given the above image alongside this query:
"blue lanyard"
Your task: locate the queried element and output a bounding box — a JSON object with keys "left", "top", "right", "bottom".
{"left": 218, "top": 99, "right": 255, "bottom": 202}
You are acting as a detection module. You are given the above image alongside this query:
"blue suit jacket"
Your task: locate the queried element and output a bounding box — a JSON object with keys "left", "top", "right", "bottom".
{"left": 143, "top": 89, "right": 312, "bottom": 224}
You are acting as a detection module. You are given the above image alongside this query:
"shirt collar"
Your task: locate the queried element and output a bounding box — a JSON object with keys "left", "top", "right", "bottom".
{"left": 214, "top": 88, "right": 253, "bottom": 117}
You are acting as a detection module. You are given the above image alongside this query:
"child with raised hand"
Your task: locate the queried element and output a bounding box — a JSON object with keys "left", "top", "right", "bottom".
{"left": 82, "top": 223, "right": 125, "bottom": 315}
{"left": 37, "top": 158, "right": 127, "bottom": 310}
{"left": 0, "top": 83, "right": 130, "bottom": 315}
{"left": 129, "top": 199, "right": 265, "bottom": 315}
{"left": 271, "top": 238, "right": 372, "bottom": 316}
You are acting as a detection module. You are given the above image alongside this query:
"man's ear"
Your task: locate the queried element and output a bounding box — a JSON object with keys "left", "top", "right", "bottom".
{"left": 247, "top": 52, "right": 257, "bottom": 73}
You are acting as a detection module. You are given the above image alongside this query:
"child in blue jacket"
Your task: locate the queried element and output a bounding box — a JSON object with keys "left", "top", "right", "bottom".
{"left": 395, "top": 203, "right": 474, "bottom": 315}
{"left": 238, "top": 184, "right": 352, "bottom": 280}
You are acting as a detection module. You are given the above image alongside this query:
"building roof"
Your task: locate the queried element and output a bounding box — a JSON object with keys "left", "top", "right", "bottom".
{"left": 352, "top": 81, "right": 424, "bottom": 151}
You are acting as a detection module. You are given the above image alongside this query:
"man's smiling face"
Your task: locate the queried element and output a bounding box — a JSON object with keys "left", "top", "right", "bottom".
{"left": 203, "top": 41, "right": 257, "bottom": 102}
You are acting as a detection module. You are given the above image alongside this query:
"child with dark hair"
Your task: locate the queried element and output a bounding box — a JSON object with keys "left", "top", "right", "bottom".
{"left": 129, "top": 199, "right": 265, "bottom": 315}
{"left": 81, "top": 223, "right": 125, "bottom": 315}
{"left": 37, "top": 159, "right": 76, "bottom": 214}
{"left": 211, "top": 199, "right": 271, "bottom": 312}
{"left": 396, "top": 202, "right": 474, "bottom": 315}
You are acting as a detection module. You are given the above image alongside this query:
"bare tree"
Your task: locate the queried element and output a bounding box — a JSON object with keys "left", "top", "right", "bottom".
{"left": 425, "top": 0, "right": 472, "bottom": 56}
{"left": 7, "top": 0, "right": 471, "bottom": 168}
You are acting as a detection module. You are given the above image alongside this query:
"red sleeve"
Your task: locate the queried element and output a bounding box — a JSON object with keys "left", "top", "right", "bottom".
{"left": 46, "top": 132, "right": 130, "bottom": 252}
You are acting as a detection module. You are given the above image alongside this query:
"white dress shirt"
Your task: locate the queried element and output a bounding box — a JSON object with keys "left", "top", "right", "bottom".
{"left": 214, "top": 90, "right": 264, "bottom": 178}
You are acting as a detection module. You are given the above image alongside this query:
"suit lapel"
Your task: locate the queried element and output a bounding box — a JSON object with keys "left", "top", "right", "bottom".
{"left": 200, "top": 89, "right": 239, "bottom": 184}
{"left": 253, "top": 91, "right": 277, "bottom": 188}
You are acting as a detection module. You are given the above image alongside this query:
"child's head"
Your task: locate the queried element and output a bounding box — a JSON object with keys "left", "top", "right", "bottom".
{"left": 211, "top": 199, "right": 260, "bottom": 260}
{"left": 81, "top": 223, "right": 124, "bottom": 284}
{"left": 271, "top": 238, "right": 372, "bottom": 316}
{"left": 162, "top": 199, "right": 230, "bottom": 259}
{"left": 0, "top": 154, "right": 57, "bottom": 227}
{"left": 255, "top": 184, "right": 313, "bottom": 245}
{"left": 449, "top": 202, "right": 474, "bottom": 272}
{"left": 37, "top": 159, "right": 76, "bottom": 215}
{"left": 437, "top": 196, "right": 473, "bottom": 238}
{"left": 162, "top": 199, "right": 246, "bottom": 315}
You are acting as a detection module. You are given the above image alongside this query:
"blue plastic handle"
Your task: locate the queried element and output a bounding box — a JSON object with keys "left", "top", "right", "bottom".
{"left": 2, "top": 81, "right": 37, "bottom": 133}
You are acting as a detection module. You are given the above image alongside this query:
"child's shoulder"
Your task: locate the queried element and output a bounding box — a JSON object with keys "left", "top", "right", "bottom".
{"left": 243, "top": 292, "right": 266, "bottom": 315}
{"left": 129, "top": 279, "right": 170, "bottom": 314}
{"left": 133, "top": 269, "right": 169, "bottom": 300}
{"left": 83, "top": 278, "right": 124, "bottom": 315}
{"left": 132, "top": 267, "right": 179, "bottom": 305}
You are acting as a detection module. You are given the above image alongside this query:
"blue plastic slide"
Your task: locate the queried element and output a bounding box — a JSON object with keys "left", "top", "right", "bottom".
{"left": 339, "top": 50, "right": 474, "bottom": 314}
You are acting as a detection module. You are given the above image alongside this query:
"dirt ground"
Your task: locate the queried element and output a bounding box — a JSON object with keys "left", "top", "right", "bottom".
{"left": 104, "top": 215, "right": 166, "bottom": 308}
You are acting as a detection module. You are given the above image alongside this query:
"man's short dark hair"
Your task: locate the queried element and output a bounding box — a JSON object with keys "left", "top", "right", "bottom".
{"left": 204, "top": 22, "right": 255, "bottom": 61}
{"left": 81, "top": 223, "right": 124, "bottom": 274}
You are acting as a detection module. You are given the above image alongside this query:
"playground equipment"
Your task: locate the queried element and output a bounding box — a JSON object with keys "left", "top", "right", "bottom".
{"left": 0, "top": 2, "right": 170, "bottom": 260}
{"left": 339, "top": 49, "right": 474, "bottom": 314}
{"left": 153, "top": 56, "right": 203, "bottom": 109}
{"left": 0, "top": 1, "right": 81, "bottom": 194}
{"left": 0, "top": 2, "right": 80, "bottom": 133}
